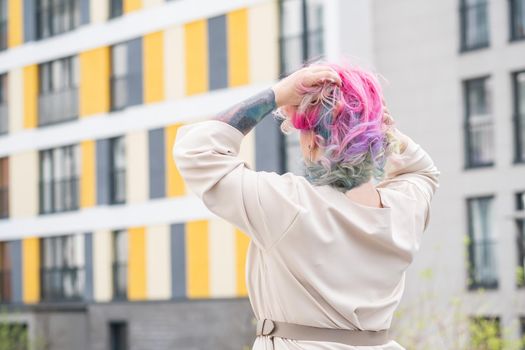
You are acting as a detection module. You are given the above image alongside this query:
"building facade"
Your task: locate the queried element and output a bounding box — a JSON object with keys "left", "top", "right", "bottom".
{"left": 0, "top": 0, "right": 524, "bottom": 349}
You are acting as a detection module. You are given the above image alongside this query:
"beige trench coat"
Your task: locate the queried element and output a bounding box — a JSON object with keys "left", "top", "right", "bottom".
{"left": 173, "top": 120, "right": 440, "bottom": 350}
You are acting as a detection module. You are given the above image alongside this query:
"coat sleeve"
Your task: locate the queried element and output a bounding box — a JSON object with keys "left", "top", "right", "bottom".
{"left": 377, "top": 127, "right": 441, "bottom": 232}
{"left": 172, "top": 120, "right": 301, "bottom": 250}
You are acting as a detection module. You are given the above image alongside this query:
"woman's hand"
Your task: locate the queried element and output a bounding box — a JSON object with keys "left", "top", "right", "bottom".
{"left": 271, "top": 65, "right": 342, "bottom": 107}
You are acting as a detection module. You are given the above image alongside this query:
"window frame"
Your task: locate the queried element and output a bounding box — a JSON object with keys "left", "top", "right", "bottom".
{"left": 39, "top": 144, "right": 80, "bottom": 215}
{"left": 463, "top": 76, "right": 494, "bottom": 169}
{"left": 40, "top": 234, "right": 85, "bottom": 302}
{"left": 510, "top": 0, "right": 525, "bottom": 41}
{"left": 111, "top": 229, "right": 128, "bottom": 300}
{"left": 513, "top": 70, "right": 525, "bottom": 164}
{"left": 0, "top": 73, "right": 7, "bottom": 135}
{"left": 38, "top": 56, "right": 79, "bottom": 127}
{"left": 35, "top": 0, "right": 81, "bottom": 40}
{"left": 466, "top": 195, "right": 499, "bottom": 290}
{"left": 109, "top": 136, "right": 126, "bottom": 205}
{"left": 459, "top": 0, "right": 490, "bottom": 52}
{"left": 0, "top": 157, "right": 8, "bottom": 219}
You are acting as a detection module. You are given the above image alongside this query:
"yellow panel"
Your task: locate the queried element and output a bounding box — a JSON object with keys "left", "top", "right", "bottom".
{"left": 23, "top": 65, "right": 38, "bottom": 129}
{"left": 186, "top": 221, "right": 209, "bottom": 298}
{"left": 23, "top": 237, "right": 40, "bottom": 304}
{"left": 235, "top": 229, "right": 250, "bottom": 296}
{"left": 144, "top": 31, "right": 165, "bottom": 104}
{"left": 128, "top": 227, "right": 147, "bottom": 300}
{"left": 79, "top": 47, "right": 110, "bottom": 117}
{"left": 184, "top": 20, "right": 208, "bottom": 95}
{"left": 124, "top": 0, "right": 142, "bottom": 14}
{"left": 80, "top": 141, "right": 96, "bottom": 208}
{"left": 165, "top": 124, "right": 186, "bottom": 197}
{"left": 227, "top": 9, "right": 250, "bottom": 87}
{"left": 8, "top": 0, "right": 23, "bottom": 47}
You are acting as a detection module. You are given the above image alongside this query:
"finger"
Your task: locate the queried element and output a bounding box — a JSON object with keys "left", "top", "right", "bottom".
{"left": 304, "top": 70, "right": 342, "bottom": 87}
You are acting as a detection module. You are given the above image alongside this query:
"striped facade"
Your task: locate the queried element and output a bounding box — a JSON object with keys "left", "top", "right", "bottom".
{"left": 0, "top": 0, "right": 281, "bottom": 348}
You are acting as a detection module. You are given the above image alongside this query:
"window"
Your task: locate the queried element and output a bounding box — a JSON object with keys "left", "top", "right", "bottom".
{"left": 467, "top": 196, "right": 498, "bottom": 290}
{"left": 109, "top": 322, "right": 128, "bottom": 350}
{"left": 0, "top": 242, "right": 11, "bottom": 302}
{"left": 38, "top": 56, "right": 79, "bottom": 126}
{"left": 39, "top": 145, "right": 79, "bottom": 214}
{"left": 469, "top": 316, "right": 501, "bottom": 349}
{"left": 0, "top": 157, "right": 7, "bottom": 219}
{"left": 514, "top": 71, "right": 525, "bottom": 163}
{"left": 36, "top": 0, "right": 81, "bottom": 39}
{"left": 0, "top": 73, "right": 7, "bottom": 135}
{"left": 112, "top": 230, "right": 127, "bottom": 300}
{"left": 0, "top": 0, "right": 7, "bottom": 51}
{"left": 460, "top": 0, "right": 490, "bottom": 51}
{"left": 109, "top": 137, "right": 126, "bottom": 204}
{"left": 511, "top": 0, "right": 525, "bottom": 41}
{"left": 109, "top": 0, "right": 123, "bottom": 19}
{"left": 280, "top": 0, "right": 324, "bottom": 175}
{"left": 464, "top": 77, "right": 494, "bottom": 168}
{"left": 41, "top": 234, "right": 85, "bottom": 301}
{"left": 517, "top": 191, "right": 525, "bottom": 288}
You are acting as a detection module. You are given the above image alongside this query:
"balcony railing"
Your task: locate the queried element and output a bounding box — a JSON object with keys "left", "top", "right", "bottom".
{"left": 0, "top": 269, "right": 11, "bottom": 303}
{"left": 0, "top": 186, "right": 8, "bottom": 219}
{"left": 468, "top": 240, "right": 499, "bottom": 290}
{"left": 40, "top": 266, "right": 85, "bottom": 301}
{"left": 514, "top": 113, "right": 525, "bottom": 163}
{"left": 460, "top": 1, "right": 490, "bottom": 51}
{"left": 112, "top": 262, "right": 127, "bottom": 300}
{"left": 39, "top": 177, "right": 79, "bottom": 215}
{"left": 38, "top": 88, "right": 79, "bottom": 127}
{"left": 465, "top": 116, "right": 494, "bottom": 167}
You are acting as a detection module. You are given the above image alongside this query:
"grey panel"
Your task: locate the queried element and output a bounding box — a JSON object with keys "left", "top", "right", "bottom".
{"left": 255, "top": 117, "right": 284, "bottom": 173}
{"left": 170, "top": 223, "right": 186, "bottom": 299}
{"left": 96, "top": 139, "right": 110, "bottom": 205}
{"left": 84, "top": 233, "right": 93, "bottom": 301}
{"left": 148, "top": 128, "right": 165, "bottom": 199}
{"left": 9, "top": 240, "right": 23, "bottom": 303}
{"left": 80, "top": 0, "right": 90, "bottom": 25}
{"left": 127, "top": 38, "right": 143, "bottom": 107}
{"left": 23, "top": 0, "right": 36, "bottom": 42}
{"left": 208, "top": 15, "right": 228, "bottom": 90}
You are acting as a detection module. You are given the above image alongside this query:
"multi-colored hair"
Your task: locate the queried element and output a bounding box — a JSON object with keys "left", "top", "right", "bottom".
{"left": 275, "top": 61, "right": 400, "bottom": 192}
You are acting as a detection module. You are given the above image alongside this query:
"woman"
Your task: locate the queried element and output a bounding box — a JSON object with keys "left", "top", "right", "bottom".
{"left": 173, "top": 61, "right": 440, "bottom": 349}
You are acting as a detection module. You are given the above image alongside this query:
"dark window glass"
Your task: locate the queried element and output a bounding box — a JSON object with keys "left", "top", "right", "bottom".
{"left": 511, "top": 0, "right": 525, "bottom": 41}
{"left": 36, "top": 0, "right": 81, "bottom": 39}
{"left": 517, "top": 192, "right": 525, "bottom": 288}
{"left": 280, "top": 0, "right": 324, "bottom": 175}
{"left": 41, "top": 234, "right": 85, "bottom": 301}
{"left": 38, "top": 56, "right": 79, "bottom": 126}
{"left": 464, "top": 77, "right": 494, "bottom": 168}
{"left": 110, "top": 43, "right": 129, "bottom": 111}
{"left": 467, "top": 196, "right": 498, "bottom": 290}
{"left": 0, "top": 242, "right": 11, "bottom": 302}
{"left": 109, "top": 0, "right": 123, "bottom": 19}
{"left": 0, "top": 157, "right": 8, "bottom": 219}
{"left": 0, "top": 0, "right": 7, "bottom": 51}
{"left": 109, "top": 136, "right": 126, "bottom": 204}
{"left": 112, "top": 230, "right": 127, "bottom": 300}
{"left": 39, "top": 145, "right": 79, "bottom": 214}
{"left": 469, "top": 316, "right": 501, "bottom": 349}
{"left": 514, "top": 71, "right": 525, "bottom": 163}
{"left": 460, "top": 0, "right": 490, "bottom": 51}
{"left": 0, "top": 73, "right": 8, "bottom": 135}
{"left": 109, "top": 322, "right": 128, "bottom": 350}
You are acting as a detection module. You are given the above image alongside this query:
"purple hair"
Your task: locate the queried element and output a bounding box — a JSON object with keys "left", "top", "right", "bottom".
{"left": 275, "top": 61, "right": 399, "bottom": 192}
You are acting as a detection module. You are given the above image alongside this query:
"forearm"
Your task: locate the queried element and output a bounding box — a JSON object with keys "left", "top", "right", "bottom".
{"left": 213, "top": 88, "right": 277, "bottom": 135}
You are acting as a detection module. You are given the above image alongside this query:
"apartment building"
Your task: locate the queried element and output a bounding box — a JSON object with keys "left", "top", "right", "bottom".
{"left": 0, "top": 0, "right": 524, "bottom": 349}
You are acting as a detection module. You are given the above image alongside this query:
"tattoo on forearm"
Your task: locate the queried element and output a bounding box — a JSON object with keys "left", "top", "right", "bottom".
{"left": 214, "top": 88, "right": 277, "bottom": 135}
